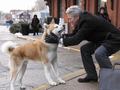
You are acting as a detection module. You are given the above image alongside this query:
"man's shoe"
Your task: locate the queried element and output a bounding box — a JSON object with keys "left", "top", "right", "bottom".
{"left": 78, "top": 77, "right": 98, "bottom": 83}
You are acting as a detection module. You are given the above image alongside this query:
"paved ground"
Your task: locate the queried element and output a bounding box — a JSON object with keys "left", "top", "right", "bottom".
{"left": 0, "top": 25, "right": 85, "bottom": 90}
{"left": 47, "top": 74, "right": 98, "bottom": 90}
{"left": 0, "top": 25, "right": 119, "bottom": 90}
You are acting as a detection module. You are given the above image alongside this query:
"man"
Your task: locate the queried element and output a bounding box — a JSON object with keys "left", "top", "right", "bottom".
{"left": 45, "top": 5, "right": 120, "bottom": 83}
{"left": 31, "top": 15, "right": 40, "bottom": 36}
{"left": 98, "top": 7, "right": 111, "bottom": 22}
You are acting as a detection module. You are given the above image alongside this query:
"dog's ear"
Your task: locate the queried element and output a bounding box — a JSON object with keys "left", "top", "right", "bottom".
{"left": 50, "top": 18, "right": 55, "bottom": 24}
{"left": 43, "top": 23, "right": 50, "bottom": 35}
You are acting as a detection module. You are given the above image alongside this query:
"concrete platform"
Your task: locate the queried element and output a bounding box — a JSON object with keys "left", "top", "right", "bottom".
{"left": 0, "top": 25, "right": 119, "bottom": 90}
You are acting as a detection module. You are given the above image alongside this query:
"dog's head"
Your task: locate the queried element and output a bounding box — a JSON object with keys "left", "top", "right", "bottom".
{"left": 44, "top": 19, "right": 65, "bottom": 37}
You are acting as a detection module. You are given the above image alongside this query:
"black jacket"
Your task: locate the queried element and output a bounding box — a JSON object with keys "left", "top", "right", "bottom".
{"left": 31, "top": 18, "right": 39, "bottom": 28}
{"left": 63, "top": 12, "right": 120, "bottom": 50}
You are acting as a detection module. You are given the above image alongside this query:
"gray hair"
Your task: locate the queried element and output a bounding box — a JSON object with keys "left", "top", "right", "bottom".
{"left": 66, "top": 5, "right": 82, "bottom": 17}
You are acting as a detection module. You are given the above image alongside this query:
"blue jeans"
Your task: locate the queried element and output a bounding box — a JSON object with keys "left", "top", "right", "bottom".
{"left": 80, "top": 42, "right": 115, "bottom": 78}
{"left": 95, "top": 45, "right": 112, "bottom": 68}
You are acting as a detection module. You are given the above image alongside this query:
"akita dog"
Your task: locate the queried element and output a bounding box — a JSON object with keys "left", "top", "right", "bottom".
{"left": 1, "top": 19, "right": 65, "bottom": 90}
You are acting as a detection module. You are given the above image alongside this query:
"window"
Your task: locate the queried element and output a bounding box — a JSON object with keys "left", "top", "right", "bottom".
{"left": 111, "top": 0, "right": 114, "bottom": 10}
{"left": 59, "top": 0, "right": 63, "bottom": 17}
{"left": 76, "top": 0, "right": 81, "bottom": 6}
{"left": 84, "top": 0, "right": 86, "bottom": 10}
{"left": 98, "top": 0, "right": 101, "bottom": 11}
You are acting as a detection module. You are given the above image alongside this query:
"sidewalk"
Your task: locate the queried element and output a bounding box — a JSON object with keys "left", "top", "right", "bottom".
{"left": 1, "top": 26, "right": 119, "bottom": 90}
{"left": 33, "top": 58, "right": 120, "bottom": 90}
{"left": 0, "top": 26, "right": 98, "bottom": 90}
{"left": 15, "top": 33, "right": 99, "bottom": 90}
{"left": 17, "top": 32, "right": 120, "bottom": 90}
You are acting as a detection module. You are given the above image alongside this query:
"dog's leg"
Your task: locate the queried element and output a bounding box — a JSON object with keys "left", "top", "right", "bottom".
{"left": 17, "top": 61, "right": 28, "bottom": 89}
{"left": 43, "top": 63, "right": 57, "bottom": 86}
{"left": 51, "top": 58, "right": 65, "bottom": 84}
{"left": 10, "top": 68, "right": 17, "bottom": 90}
{"left": 9, "top": 60, "right": 20, "bottom": 90}
{"left": 9, "top": 57, "right": 25, "bottom": 90}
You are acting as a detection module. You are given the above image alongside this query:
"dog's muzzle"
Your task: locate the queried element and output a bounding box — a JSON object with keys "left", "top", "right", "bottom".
{"left": 45, "top": 32, "right": 59, "bottom": 44}
{"left": 58, "top": 25, "right": 65, "bottom": 34}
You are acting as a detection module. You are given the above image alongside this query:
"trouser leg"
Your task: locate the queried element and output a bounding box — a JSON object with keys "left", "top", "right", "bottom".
{"left": 95, "top": 45, "right": 113, "bottom": 68}
{"left": 33, "top": 28, "right": 36, "bottom": 36}
{"left": 80, "top": 42, "right": 100, "bottom": 78}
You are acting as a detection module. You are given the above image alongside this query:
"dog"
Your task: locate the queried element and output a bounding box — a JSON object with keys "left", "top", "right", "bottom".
{"left": 1, "top": 19, "right": 65, "bottom": 90}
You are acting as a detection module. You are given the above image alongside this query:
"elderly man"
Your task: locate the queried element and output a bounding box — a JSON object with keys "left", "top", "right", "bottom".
{"left": 45, "top": 5, "right": 120, "bottom": 83}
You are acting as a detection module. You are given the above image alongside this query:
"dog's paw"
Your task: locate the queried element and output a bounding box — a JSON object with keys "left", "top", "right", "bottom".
{"left": 20, "top": 86, "right": 26, "bottom": 90}
{"left": 58, "top": 78, "right": 66, "bottom": 84}
{"left": 49, "top": 81, "right": 57, "bottom": 86}
{"left": 20, "top": 87, "right": 26, "bottom": 90}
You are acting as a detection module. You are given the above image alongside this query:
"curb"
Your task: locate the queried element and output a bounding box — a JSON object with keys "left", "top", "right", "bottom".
{"left": 33, "top": 64, "right": 99, "bottom": 90}
{"left": 33, "top": 69, "right": 86, "bottom": 90}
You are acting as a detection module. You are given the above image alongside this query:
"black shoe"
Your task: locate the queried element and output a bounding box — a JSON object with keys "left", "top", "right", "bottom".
{"left": 78, "top": 77, "right": 98, "bottom": 83}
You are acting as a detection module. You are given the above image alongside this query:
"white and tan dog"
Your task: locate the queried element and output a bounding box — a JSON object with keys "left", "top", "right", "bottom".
{"left": 1, "top": 19, "right": 65, "bottom": 90}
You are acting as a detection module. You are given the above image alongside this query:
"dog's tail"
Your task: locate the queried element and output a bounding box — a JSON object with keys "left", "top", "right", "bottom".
{"left": 1, "top": 41, "right": 17, "bottom": 54}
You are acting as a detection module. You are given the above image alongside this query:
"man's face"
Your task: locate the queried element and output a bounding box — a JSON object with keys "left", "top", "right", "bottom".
{"left": 67, "top": 14, "right": 80, "bottom": 29}
{"left": 100, "top": 9, "right": 104, "bottom": 14}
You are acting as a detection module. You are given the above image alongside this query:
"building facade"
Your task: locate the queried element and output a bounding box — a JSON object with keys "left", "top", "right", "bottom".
{"left": 46, "top": 0, "right": 120, "bottom": 31}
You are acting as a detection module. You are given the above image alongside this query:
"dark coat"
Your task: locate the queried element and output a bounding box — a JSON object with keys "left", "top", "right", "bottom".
{"left": 31, "top": 18, "right": 39, "bottom": 28}
{"left": 98, "top": 13, "right": 111, "bottom": 22}
{"left": 63, "top": 12, "right": 120, "bottom": 51}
